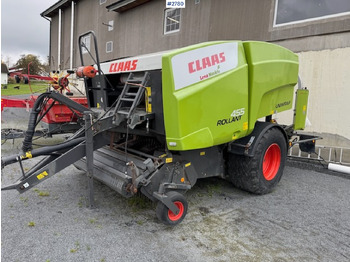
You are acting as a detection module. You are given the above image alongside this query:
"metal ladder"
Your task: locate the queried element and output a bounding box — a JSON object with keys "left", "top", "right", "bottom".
{"left": 288, "top": 144, "right": 350, "bottom": 166}
{"left": 113, "top": 72, "right": 150, "bottom": 120}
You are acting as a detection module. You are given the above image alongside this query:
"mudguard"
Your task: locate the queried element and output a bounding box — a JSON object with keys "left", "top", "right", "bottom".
{"left": 228, "top": 121, "right": 288, "bottom": 157}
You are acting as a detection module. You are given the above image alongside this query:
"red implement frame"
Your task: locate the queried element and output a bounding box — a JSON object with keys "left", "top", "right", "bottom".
{"left": 1, "top": 96, "right": 88, "bottom": 124}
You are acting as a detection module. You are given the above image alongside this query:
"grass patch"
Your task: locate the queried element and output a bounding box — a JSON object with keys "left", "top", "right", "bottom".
{"left": 34, "top": 188, "right": 50, "bottom": 197}
{"left": 127, "top": 194, "right": 153, "bottom": 212}
{"left": 89, "top": 218, "right": 97, "bottom": 224}
{"left": 38, "top": 191, "right": 50, "bottom": 197}
{"left": 70, "top": 241, "right": 80, "bottom": 253}
{"left": 77, "top": 196, "right": 85, "bottom": 208}
{"left": 20, "top": 196, "right": 28, "bottom": 202}
{"left": 1, "top": 81, "right": 49, "bottom": 96}
{"left": 27, "top": 221, "right": 35, "bottom": 227}
{"left": 206, "top": 183, "right": 222, "bottom": 197}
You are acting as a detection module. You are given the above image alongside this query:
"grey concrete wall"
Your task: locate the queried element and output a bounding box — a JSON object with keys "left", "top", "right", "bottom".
{"left": 275, "top": 44, "right": 350, "bottom": 143}
{"left": 272, "top": 31, "right": 350, "bottom": 52}
{"left": 49, "top": 0, "right": 213, "bottom": 70}
{"left": 298, "top": 47, "right": 350, "bottom": 141}
{"left": 61, "top": 5, "right": 72, "bottom": 69}
{"left": 45, "top": 0, "right": 350, "bottom": 143}
{"left": 48, "top": 0, "right": 350, "bottom": 70}
{"left": 208, "top": 0, "right": 272, "bottom": 41}
{"left": 50, "top": 15, "right": 59, "bottom": 70}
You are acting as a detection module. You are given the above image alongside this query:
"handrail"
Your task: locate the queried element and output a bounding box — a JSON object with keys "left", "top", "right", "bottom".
{"left": 78, "top": 31, "right": 102, "bottom": 75}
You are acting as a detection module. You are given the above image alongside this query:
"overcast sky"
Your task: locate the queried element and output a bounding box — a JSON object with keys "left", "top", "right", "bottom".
{"left": 1, "top": 0, "right": 58, "bottom": 66}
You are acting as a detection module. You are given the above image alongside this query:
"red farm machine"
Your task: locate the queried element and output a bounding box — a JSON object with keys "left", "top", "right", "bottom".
{"left": 1, "top": 67, "right": 94, "bottom": 139}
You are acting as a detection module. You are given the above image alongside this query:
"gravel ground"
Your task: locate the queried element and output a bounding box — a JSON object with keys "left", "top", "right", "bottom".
{"left": 1, "top": 106, "right": 350, "bottom": 262}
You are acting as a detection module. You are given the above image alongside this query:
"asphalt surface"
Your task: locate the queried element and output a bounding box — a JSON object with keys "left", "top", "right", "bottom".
{"left": 1, "top": 105, "right": 350, "bottom": 262}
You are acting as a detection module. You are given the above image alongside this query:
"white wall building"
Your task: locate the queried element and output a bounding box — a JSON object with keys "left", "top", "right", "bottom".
{"left": 1, "top": 63, "right": 9, "bottom": 85}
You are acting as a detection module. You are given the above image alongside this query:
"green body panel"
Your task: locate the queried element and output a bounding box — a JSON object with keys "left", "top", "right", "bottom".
{"left": 162, "top": 41, "right": 249, "bottom": 151}
{"left": 294, "top": 89, "right": 309, "bottom": 130}
{"left": 242, "top": 41, "right": 299, "bottom": 133}
{"left": 162, "top": 41, "right": 299, "bottom": 151}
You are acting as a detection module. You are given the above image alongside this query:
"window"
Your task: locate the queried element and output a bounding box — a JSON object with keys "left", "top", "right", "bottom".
{"left": 100, "top": 0, "right": 107, "bottom": 5}
{"left": 81, "top": 35, "right": 91, "bottom": 54}
{"left": 108, "top": 20, "right": 114, "bottom": 31}
{"left": 164, "top": 8, "right": 181, "bottom": 34}
{"left": 106, "top": 41, "right": 113, "bottom": 53}
{"left": 274, "top": 0, "right": 350, "bottom": 27}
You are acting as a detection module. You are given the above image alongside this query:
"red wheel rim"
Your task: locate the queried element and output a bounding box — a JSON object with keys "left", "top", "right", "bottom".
{"left": 263, "top": 143, "right": 281, "bottom": 181}
{"left": 168, "top": 201, "right": 184, "bottom": 221}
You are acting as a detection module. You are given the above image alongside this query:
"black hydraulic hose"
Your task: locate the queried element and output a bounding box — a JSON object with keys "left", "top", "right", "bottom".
{"left": 2, "top": 137, "right": 85, "bottom": 168}
{"left": 35, "top": 100, "right": 55, "bottom": 126}
{"left": 22, "top": 92, "right": 52, "bottom": 152}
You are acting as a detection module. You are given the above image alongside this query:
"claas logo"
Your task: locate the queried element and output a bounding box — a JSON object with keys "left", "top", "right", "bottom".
{"left": 188, "top": 52, "right": 226, "bottom": 74}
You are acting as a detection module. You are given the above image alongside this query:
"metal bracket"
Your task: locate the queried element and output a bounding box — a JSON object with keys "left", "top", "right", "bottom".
{"left": 128, "top": 112, "right": 155, "bottom": 129}
{"left": 158, "top": 182, "right": 191, "bottom": 194}
{"left": 290, "top": 133, "right": 322, "bottom": 154}
{"left": 85, "top": 112, "right": 95, "bottom": 208}
{"left": 228, "top": 136, "right": 255, "bottom": 155}
{"left": 153, "top": 192, "right": 180, "bottom": 215}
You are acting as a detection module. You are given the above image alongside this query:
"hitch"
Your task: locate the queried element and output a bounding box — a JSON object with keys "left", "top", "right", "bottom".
{"left": 289, "top": 133, "right": 322, "bottom": 154}
{"left": 1, "top": 92, "right": 111, "bottom": 209}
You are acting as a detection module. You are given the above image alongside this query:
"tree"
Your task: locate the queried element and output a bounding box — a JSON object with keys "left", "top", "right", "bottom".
{"left": 41, "top": 56, "right": 50, "bottom": 75}
{"left": 15, "top": 54, "right": 44, "bottom": 75}
{"left": 1, "top": 54, "right": 11, "bottom": 68}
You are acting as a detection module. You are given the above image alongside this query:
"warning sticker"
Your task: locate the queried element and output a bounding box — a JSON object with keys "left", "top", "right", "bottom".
{"left": 37, "top": 171, "right": 49, "bottom": 180}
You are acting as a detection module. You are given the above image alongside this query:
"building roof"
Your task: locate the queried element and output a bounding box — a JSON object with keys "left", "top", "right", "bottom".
{"left": 1, "top": 63, "right": 9, "bottom": 74}
{"left": 41, "top": 0, "right": 152, "bottom": 17}
{"left": 106, "top": 0, "right": 152, "bottom": 13}
{"left": 41, "top": 0, "right": 78, "bottom": 18}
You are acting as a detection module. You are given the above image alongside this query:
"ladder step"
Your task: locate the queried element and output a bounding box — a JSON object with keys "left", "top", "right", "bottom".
{"left": 113, "top": 71, "right": 150, "bottom": 122}
{"left": 120, "top": 98, "right": 135, "bottom": 102}
{"left": 117, "top": 110, "right": 129, "bottom": 115}
{"left": 126, "top": 79, "right": 142, "bottom": 84}
{"left": 125, "top": 92, "right": 137, "bottom": 96}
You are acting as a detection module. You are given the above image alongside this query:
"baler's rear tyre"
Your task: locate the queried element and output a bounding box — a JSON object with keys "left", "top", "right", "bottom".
{"left": 156, "top": 191, "right": 188, "bottom": 226}
{"left": 227, "top": 127, "right": 287, "bottom": 194}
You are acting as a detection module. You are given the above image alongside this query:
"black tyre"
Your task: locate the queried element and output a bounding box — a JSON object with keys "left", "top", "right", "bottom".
{"left": 156, "top": 191, "right": 188, "bottom": 226}
{"left": 227, "top": 127, "right": 287, "bottom": 194}
{"left": 15, "top": 75, "right": 20, "bottom": 83}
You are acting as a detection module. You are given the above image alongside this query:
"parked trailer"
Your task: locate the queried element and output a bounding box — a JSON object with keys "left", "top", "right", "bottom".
{"left": 1, "top": 32, "right": 317, "bottom": 225}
